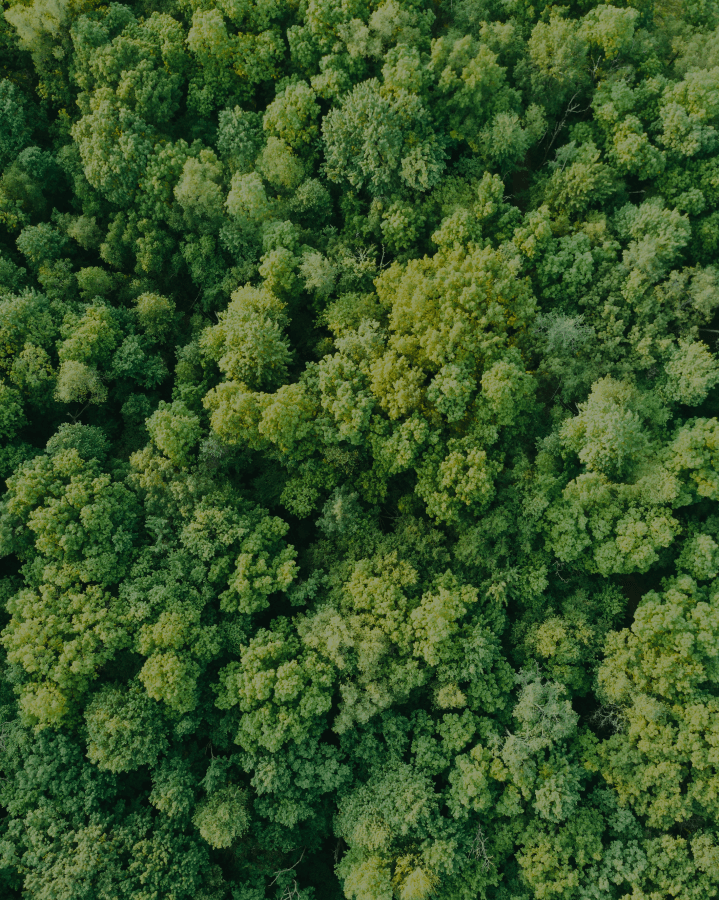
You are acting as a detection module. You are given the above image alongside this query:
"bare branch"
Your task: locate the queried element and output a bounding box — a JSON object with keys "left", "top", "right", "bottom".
{"left": 269, "top": 849, "right": 306, "bottom": 888}
{"left": 469, "top": 825, "right": 494, "bottom": 871}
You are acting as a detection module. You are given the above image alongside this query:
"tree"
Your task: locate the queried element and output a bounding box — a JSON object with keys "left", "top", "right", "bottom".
{"left": 322, "top": 78, "right": 446, "bottom": 195}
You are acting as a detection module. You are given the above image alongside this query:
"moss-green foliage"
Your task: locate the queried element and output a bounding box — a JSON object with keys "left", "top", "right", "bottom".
{"left": 0, "top": 1, "right": 719, "bottom": 898}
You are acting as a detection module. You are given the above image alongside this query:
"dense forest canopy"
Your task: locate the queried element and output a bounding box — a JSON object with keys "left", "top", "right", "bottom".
{"left": 1, "top": 0, "right": 719, "bottom": 897}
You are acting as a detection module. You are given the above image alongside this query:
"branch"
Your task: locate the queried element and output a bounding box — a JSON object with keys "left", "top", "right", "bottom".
{"left": 542, "top": 93, "right": 592, "bottom": 165}
{"left": 269, "top": 849, "right": 306, "bottom": 888}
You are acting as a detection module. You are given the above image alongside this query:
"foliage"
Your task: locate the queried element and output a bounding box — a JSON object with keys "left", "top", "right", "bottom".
{"left": 0, "top": 1, "right": 718, "bottom": 899}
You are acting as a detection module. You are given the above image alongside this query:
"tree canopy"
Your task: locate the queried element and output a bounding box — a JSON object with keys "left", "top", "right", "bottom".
{"left": 1, "top": 0, "right": 719, "bottom": 898}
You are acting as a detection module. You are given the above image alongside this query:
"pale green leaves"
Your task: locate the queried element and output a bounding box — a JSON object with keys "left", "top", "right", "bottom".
{"left": 134, "top": 292, "right": 176, "bottom": 341}
{"left": 410, "top": 577, "right": 478, "bottom": 666}
{"left": 54, "top": 360, "right": 107, "bottom": 405}
{"left": 264, "top": 81, "right": 321, "bottom": 152}
{"left": 510, "top": 671, "right": 578, "bottom": 751}
{"left": 138, "top": 650, "right": 201, "bottom": 715}
{"left": 146, "top": 401, "right": 202, "bottom": 466}
{"left": 581, "top": 5, "right": 638, "bottom": 61}
{"left": 322, "top": 79, "right": 446, "bottom": 195}
{"left": 204, "top": 380, "right": 317, "bottom": 456}
{"left": 600, "top": 576, "right": 719, "bottom": 704}
{"left": 257, "top": 136, "right": 306, "bottom": 192}
{"left": 663, "top": 340, "right": 719, "bottom": 405}
{"left": 71, "top": 97, "right": 155, "bottom": 206}
{"left": 192, "top": 785, "right": 249, "bottom": 849}
{"left": 616, "top": 198, "right": 691, "bottom": 287}
{"left": 216, "top": 621, "right": 334, "bottom": 753}
{"left": 597, "top": 576, "right": 719, "bottom": 828}
{"left": 661, "top": 68, "right": 719, "bottom": 158}
{"left": 560, "top": 377, "right": 652, "bottom": 479}
{"left": 85, "top": 681, "right": 167, "bottom": 772}
{"left": 225, "top": 170, "right": 273, "bottom": 229}
{"left": 0, "top": 448, "right": 140, "bottom": 724}
{"left": 174, "top": 151, "right": 225, "bottom": 230}
{"left": 668, "top": 417, "right": 719, "bottom": 501}
{"left": 543, "top": 142, "right": 617, "bottom": 217}
{"left": 200, "top": 284, "right": 291, "bottom": 389}
{"left": 336, "top": 763, "right": 439, "bottom": 900}
{"left": 678, "top": 531, "right": 719, "bottom": 581}
{"left": 430, "top": 35, "right": 515, "bottom": 151}
{"left": 427, "top": 363, "right": 474, "bottom": 423}
{"left": 416, "top": 440, "right": 497, "bottom": 523}
{"left": 376, "top": 243, "right": 536, "bottom": 373}
{"left": 528, "top": 14, "right": 588, "bottom": 90}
